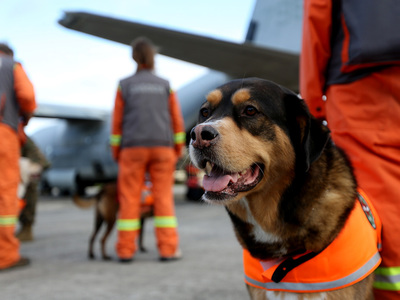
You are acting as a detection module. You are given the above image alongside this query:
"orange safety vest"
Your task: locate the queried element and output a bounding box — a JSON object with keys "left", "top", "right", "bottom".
{"left": 244, "top": 189, "right": 382, "bottom": 293}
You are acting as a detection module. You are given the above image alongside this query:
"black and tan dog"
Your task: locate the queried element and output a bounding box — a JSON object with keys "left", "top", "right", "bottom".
{"left": 189, "top": 78, "right": 381, "bottom": 299}
{"left": 73, "top": 182, "right": 154, "bottom": 260}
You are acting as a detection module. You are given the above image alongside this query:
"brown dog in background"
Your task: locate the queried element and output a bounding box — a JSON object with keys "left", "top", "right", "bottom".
{"left": 73, "top": 182, "right": 154, "bottom": 260}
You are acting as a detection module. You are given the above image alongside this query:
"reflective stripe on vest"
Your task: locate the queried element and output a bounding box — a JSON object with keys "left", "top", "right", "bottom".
{"left": 117, "top": 219, "right": 140, "bottom": 231}
{"left": 243, "top": 189, "right": 382, "bottom": 293}
{"left": 374, "top": 266, "right": 400, "bottom": 291}
{"left": 0, "top": 215, "right": 17, "bottom": 227}
{"left": 154, "top": 216, "right": 177, "bottom": 228}
{"left": 110, "top": 134, "right": 121, "bottom": 146}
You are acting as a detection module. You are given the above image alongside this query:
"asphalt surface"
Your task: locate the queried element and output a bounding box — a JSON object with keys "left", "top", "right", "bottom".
{"left": 0, "top": 185, "right": 249, "bottom": 300}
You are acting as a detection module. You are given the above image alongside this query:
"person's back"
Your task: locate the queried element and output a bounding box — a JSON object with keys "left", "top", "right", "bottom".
{"left": 119, "top": 70, "right": 173, "bottom": 148}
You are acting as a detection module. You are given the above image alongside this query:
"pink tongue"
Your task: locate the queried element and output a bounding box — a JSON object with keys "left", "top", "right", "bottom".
{"left": 203, "top": 174, "right": 232, "bottom": 192}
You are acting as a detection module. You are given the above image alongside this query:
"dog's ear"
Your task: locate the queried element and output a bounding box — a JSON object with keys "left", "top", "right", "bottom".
{"left": 284, "top": 93, "right": 330, "bottom": 172}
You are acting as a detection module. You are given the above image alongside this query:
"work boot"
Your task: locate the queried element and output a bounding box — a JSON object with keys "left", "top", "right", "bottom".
{"left": 159, "top": 248, "right": 183, "bottom": 262}
{"left": 16, "top": 224, "right": 33, "bottom": 242}
{"left": 0, "top": 257, "right": 30, "bottom": 271}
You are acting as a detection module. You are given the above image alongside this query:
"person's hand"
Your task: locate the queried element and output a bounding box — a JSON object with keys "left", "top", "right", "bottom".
{"left": 20, "top": 113, "right": 33, "bottom": 126}
{"left": 175, "top": 144, "right": 184, "bottom": 158}
{"left": 111, "top": 146, "right": 120, "bottom": 161}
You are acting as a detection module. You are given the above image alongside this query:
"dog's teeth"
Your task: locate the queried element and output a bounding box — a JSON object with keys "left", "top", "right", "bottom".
{"left": 205, "top": 161, "right": 213, "bottom": 175}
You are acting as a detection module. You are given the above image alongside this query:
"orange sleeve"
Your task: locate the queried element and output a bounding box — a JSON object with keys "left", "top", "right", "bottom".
{"left": 169, "top": 90, "right": 186, "bottom": 157}
{"left": 110, "top": 86, "right": 124, "bottom": 161}
{"left": 13, "top": 63, "right": 36, "bottom": 124}
{"left": 299, "top": 0, "right": 333, "bottom": 119}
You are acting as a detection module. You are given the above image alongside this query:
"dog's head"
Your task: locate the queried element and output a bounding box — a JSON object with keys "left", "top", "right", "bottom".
{"left": 189, "top": 78, "right": 330, "bottom": 205}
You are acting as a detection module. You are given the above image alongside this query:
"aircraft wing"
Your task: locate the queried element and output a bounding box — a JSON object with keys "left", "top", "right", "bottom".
{"left": 58, "top": 12, "right": 299, "bottom": 91}
{"left": 34, "top": 102, "right": 109, "bottom": 121}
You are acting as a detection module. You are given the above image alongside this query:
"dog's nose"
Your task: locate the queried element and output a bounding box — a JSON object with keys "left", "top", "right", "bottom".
{"left": 190, "top": 125, "right": 219, "bottom": 148}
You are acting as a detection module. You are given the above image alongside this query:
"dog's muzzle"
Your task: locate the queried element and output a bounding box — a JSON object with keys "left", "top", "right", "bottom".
{"left": 190, "top": 124, "right": 219, "bottom": 149}
{"left": 190, "top": 123, "right": 264, "bottom": 202}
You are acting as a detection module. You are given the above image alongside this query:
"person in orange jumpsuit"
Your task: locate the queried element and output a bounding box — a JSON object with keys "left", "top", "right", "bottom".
{"left": 110, "top": 37, "right": 185, "bottom": 262}
{"left": 300, "top": 1, "right": 400, "bottom": 298}
{"left": 0, "top": 43, "right": 36, "bottom": 270}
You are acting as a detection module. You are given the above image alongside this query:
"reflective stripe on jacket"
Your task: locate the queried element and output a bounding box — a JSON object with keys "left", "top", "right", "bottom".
{"left": 243, "top": 189, "right": 382, "bottom": 293}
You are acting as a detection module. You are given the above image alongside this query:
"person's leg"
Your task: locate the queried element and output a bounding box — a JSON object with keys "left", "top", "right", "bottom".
{"left": 0, "top": 126, "right": 27, "bottom": 269}
{"left": 115, "top": 148, "right": 148, "bottom": 261}
{"left": 326, "top": 67, "right": 400, "bottom": 299}
{"left": 148, "top": 147, "right": 179, "bottom": 259}
{"left": 17, "top": 181, "right": 38, "bottom": 241}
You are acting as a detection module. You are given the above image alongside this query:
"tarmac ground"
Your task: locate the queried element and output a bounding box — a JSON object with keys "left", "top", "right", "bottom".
{"left": 0, "top": 185, "right": 249, "bottom": 300}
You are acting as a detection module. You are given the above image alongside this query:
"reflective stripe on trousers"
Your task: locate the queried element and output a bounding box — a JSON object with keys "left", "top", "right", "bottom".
{"left": 117, "top": 216, "right": 178, "bottom": 230}
{"left": 0, "top": 215, "right": 17, "bottom": 226}
{"left": 374, "top": 267, "right": 400, "bottom": 291}
{"left": 154, "top": 216, "right": 177, "bottom": 228}
{"left": 117, "top": 219, "right": 141, "bottom": 231}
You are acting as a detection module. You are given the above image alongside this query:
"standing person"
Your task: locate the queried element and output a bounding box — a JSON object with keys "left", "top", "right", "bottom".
{"left": 110, "top": 37, "right": 186, "bottom": 262}
{"left": 0, "top": 43, "right": 36, "bottom": 270}
{"left": 300, "top": 1, "right": 400, "bottom": 298}
{"left": 17, "top": 136, "right": 50, "bottom": 242}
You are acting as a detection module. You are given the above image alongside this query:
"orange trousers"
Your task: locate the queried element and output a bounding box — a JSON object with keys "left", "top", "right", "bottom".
{"left": 326, "top": 66, "right": 400, "bottom": 299}
{"left": 116, "top": 147, "right": 178, "bottom": 259}
{"left": 0, "top": 125, "right": 21, "bottom": 269}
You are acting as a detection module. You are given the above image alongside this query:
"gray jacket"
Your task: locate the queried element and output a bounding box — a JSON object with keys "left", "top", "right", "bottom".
{"left": 0, "top": 55, "right": 19, "bottom": 131}
{"left": 119, "top": 70, "right": 174, "bottom": 148}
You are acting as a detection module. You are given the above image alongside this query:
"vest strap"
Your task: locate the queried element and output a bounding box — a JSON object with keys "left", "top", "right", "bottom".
{"left": 272, "top": 251, "right": 320, "bottom": 283}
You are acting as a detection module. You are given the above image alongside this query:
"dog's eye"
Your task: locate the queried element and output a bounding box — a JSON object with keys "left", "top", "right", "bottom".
{"left": 244, "top": 105, "right": 258, "bottom": 116}
{"left": 200, "top": 108, "right": 209, "bottom": 118}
